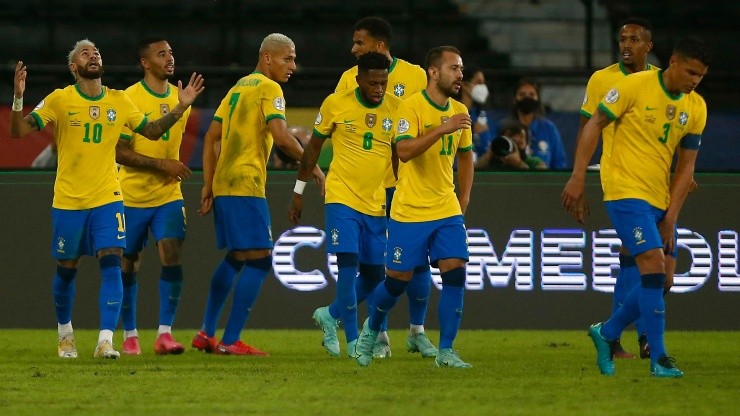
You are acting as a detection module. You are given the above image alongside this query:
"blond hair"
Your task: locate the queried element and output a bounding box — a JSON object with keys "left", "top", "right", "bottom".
{"left": 67, "top": 39, "right": 96, "bottom": 79}
{"left": 259, "top": 33, "right": 294, "bottom": 54}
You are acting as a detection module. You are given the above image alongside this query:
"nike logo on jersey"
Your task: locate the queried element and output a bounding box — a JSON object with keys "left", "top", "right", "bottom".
{"left": 645, "top": 106, "right": 657, "bottom": 111}
{"left": 68, "top": 111, "right": 80, "bottom": 116}
{"left": 106, "top": 301, "right": 120, "bottom": 306}
{"left": 342, "top": 119, "right": 354, "bottom": 124}
{"left": 424, "top": 124, "right": 433, "bottom": 128}
{"left": 116, "top": 235, "right": 125, "bottom": 240}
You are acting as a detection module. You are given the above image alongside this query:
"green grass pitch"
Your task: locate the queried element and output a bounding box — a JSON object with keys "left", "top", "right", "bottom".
{"left": 0, "top": 329, "right": 737, "bottom": 415}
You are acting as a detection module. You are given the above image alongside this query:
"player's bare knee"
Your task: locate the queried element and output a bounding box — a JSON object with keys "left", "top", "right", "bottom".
{"left": 97, "top": 247, "right": 123, "bottom": 258}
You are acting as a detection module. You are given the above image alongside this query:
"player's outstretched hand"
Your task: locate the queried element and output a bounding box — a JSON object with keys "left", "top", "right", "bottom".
{"left": 177, "top": 73, "right": 205, "bottom": 108}
{"left": 439, "top": 113, "right": 472, "bottom": 135}
{"left": 198, "top": 185, "right": 213, "bottom": 216}
{"left": 159, "top": 159, "right": 192, "bottom": 182}
{"left": 288, "top": 194, "right": 303, "bottom": 225}
{"left": 14, "top": 61, "right": 27, "bottom": 98}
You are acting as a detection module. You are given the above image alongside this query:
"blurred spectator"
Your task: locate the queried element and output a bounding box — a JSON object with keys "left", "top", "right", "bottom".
{"left": 476, "top": 119, "right": 546, "bottom": 171}
{"left": 271, "top": 126, "right": 311, "bottom": 169}
{"left": 501, "top": 77, "right": 566, "bottom": 169}
{"left": 458, "top": 66, "right": 494, "bottom": 159}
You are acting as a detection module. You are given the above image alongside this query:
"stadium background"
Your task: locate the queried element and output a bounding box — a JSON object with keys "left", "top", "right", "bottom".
{"left": 0, "top": 1, "right": 738, "bottom": 329}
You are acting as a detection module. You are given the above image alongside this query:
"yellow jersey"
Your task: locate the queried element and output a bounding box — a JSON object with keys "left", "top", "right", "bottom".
{"left": 30, "top": 84, "right": 147, "bottom": 209}
{"left": 336, "top": 57, "right": 427, "bottom": 188}
{"left": 391, "top": 90, "right": 473, "bottom": 222}
{"left": 212, "top": 72, "right": 286, "bottom": 198}
{"left": 119, "top": 80, "right": 191, "bottom": 207}
{"left": 314, "top": 88, "right": 401, "bottom": 216}
{"left": 598, "top": 70, "right": 707, "bottom": 209}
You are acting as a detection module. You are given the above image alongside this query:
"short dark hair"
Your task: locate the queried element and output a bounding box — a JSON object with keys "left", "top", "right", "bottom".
{"left": 137, "top": 37, "right": 167, "bottom": 61}
{"left": 619, "top": 17, "right": 653, "bottom": 39}
{"left": 424, "top": 46, "right": 461, "bottom": 71}
{"left": 674, "top": 36, "right": 711, "bottom": 66}
{"left": 354, "top": 16, "right": 392, "bottom": 44}
{"left": 357, "top": 51, "right": 390, "bottom": 75}
{"left": 462, "top": 65, "right": 482, "bottom": 83}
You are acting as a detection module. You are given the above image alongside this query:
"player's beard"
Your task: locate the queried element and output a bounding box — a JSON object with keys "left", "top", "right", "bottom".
{"left": 77, "top": 65, "right": 104, "bottom": 80}
{"left": 439, "top": 77, "right": 461, "bottom": 99}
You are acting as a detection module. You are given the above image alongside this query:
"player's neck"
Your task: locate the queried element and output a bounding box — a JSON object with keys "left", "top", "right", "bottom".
{"left": 624, "top": 60, "right": 648, "bottom": 74}
{"left": 425, "top": 85, "right": 450, "bottom": 108}
{"left": 75, "top": 78, "right": 103, "bottom": 97}
{"left": 143, "top": 74, "right": 168, "bottom": 95}
{"left": 661, "top": 69, "right": 681, "bottom": 95}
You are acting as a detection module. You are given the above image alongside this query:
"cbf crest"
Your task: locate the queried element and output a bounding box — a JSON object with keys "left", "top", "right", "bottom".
{"left": 56, "top": 237, "right": 66, "bottom": 254}
{"left": 106, "top": 108, "right": 117, "bottom": 122}
{"left": 633, "top": 227, "right": 645, "bottom": 245}
{"left": 381, "top": 117, "right": 393, "bottom": 132}
{"left": 331, "top": 229, "right": 339, "bottom": 246}
{"left": 666, "top": 105, "right": 676, "bottom": 121}
{"left": 365, "top": 113, "right": 377, "bottom": 128}
{"left": 679, "top": 111, "right": 689, "bottom": 126}
{"left": 392, "top": 247, "right": 403, "bottom": 264}
{"left": 160, "top": 103, "right": 170, "bottom": 115}
{"left": 89, "top": 106, "right": 100, "bottom": 120}
{"left": 393, "top": 83, "right": 405, "bottom": 97}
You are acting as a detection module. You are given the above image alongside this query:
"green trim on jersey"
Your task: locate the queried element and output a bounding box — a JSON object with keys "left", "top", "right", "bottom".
{"left": 354, "top": 88, "right": 382, "bottom": 109}
{"left": 658, "top": 69, "right": 684, "bottom": 101}
{"left": 395, "top": 134, "right": 414, "bottom": 142}
{"left": 265, "top": 113, "right": 286, "bottom": 123}
{"left": 421, "top": 90, "right": 449, "bottom": 112}
{"left": 597, "top": 103, "right": 617, "bottom": 121}
{"left": 618, "top": 61, "right": 654, "bottom": 76}
{"left": 458, "top": 145, "right": 473, "bottom": 152}
{"left": 388, "top": 57, "right": 398, "bottom": 73}
{"left": 213, "top": 115, "right": 223, "bottom": 123}
{"left": 580, "top": 108, "right": 592, "bottom": 118}
{"left": 74, "top": 84, "right": 105, "bottom": 101}
{"left": 140, "top": 80, "right": 171, "bottom": 99}
{"left": 119, "top": 133, "right": 133, "bottom": 140}
{"left": 312, "top": 127, "right": 330, "bottom": 139}
{"left": 30, "top": 112, "right": 44, "bottom": 130}
{"left": 132, "top": 117, "right": 148, "bottom": 133}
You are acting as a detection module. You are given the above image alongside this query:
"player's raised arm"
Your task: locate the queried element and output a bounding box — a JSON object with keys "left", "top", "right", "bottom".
{"left": 138, "top": 72, "right": 204, "bottom": 140}
{"left": 9, "top": 61, "right": 41, "bottom": 138}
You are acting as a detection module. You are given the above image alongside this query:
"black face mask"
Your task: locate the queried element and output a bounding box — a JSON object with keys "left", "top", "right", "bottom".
{"left": 515, "top": 97, "right": 539, "bottom": 114}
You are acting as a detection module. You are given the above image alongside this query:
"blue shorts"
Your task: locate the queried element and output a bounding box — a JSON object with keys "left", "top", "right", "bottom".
{"left": 124, "top": 200, "right": 186, "bottom": 255}
{"left": 385, "top": 186, "right": 395, "bottom": 218}
{"left": 325, "top": 203, "right": 386, "bottom": 264}
{"left": 605, "top": 199, "right": 678, "bottom": 257}
{"left": 386, "top": 215, "right": 468, "bottom": 271}
{"left": 214, "top": 196, "right": 273, "bottom": 251}
{"left": 51, "top": 201, "right": 126, "bottom": 259}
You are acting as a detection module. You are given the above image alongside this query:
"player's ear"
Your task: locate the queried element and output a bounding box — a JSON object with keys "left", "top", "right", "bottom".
{"left": 647, "top": 41, "right": 653, "bottom": 53}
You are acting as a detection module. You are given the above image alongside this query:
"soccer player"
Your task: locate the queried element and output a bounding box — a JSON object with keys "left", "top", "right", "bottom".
{"left": 289, "top": 51, "right": 400, "bottom": 357}
{"left": 10, "top": 39, "right": 204, "bottom": 359}
{"left": 192, "top": 33, "right": 324, "bottom": 355}
{"left": 562, "top": 36, "right": 710, "bottom": 377}
{"left": 314, "top": 16, "right": 437, "bottom": 360}
{"left": 355, "top": 46, "right": 474, "bottom": 368}
{"left": 579, "top": 17, "right": 658, "bottom": 359}
{"left": 114, "top": 38, "right": 195, "bottom": 355}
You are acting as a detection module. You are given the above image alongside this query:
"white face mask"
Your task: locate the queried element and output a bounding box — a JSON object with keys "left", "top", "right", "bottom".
{"left": 471, "top": 83, "right": 489, "bottom": 104}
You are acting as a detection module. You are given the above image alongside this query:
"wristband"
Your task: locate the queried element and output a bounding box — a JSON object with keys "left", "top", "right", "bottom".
{"left": 293, "top": 179, "right": 307, "bottom": 195}
{"left": 12, "top": 96, "right": 23, "bottom": 112}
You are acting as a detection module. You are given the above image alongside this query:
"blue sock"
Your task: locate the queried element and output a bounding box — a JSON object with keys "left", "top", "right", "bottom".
{"left": 439, "top": 267, "right": 465, "bottom": 349}
{"left": 358, "top": 264, "right": 386, "bottom": 331}
{"left": 639, "top": 273, "right": 667, "bottom": 365}
{"left": 334, "top": 253, "right": 359, "bottom": 343}
{"left": 222, "top": 256, "right": 271, "bottom": 345}
{"left": 601, "top": 284, "right": 641, "bottom": 341}
{"left": 611, "top": 254, "right": 632, "bottom": 315}
{"left": 624, "top": 263, "right": 648, "bottom": 337}
{"left": 202, "top": 256, "right": 243, "bottom": 337}
{"left": 406, "top": 265, "right": 431, "bottom": 326}
{"left": 368, "top": 276, "right": 408, "bottom": 331}
{"left": 120, "top": 271, "right": 138, "bottom": 331}
{"left": 98, "top": 254, "right": 123, "bottom": 331}
{"left": 53, "top": 265, "right": 77, "bottom": 325}
{"left": 159, "top": 265, "right": 183, "bottom": 327}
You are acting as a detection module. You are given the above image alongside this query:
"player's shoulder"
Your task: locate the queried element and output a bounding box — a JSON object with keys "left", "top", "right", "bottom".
{"left": 590, "top": 62, "right": 622, "bottom": 80}
{"left": 382, "top": 92, "right": 403, "bottom": 109}
{"left": 325, "top": 88, "right": 355, "bottom": 105}
{"left": 687, "top": 90, "right": 707, "bottom": 109}
{"left": 341, "top": 65, "right": 359, "bottom": 78}
{"left": 124, "top": 81, "right": 142, "bottom": 94}
{"left": 449, "top": 97, "right": 468, "bottom": 113}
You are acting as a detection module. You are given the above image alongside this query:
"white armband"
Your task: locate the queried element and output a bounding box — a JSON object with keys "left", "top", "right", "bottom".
{"left": 12, "top": 96, "right": 23, "bottom": 112}
{"left": 293, "top": 179, "right": 307, "bottom": 195}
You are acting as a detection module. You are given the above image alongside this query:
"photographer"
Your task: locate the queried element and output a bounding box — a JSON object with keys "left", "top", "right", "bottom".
{"left": 475, "top": 119, "right": 547, "bottom": 171}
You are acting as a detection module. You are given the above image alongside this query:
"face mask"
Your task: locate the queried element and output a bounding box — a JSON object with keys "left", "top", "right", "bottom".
{"left": 470, "top": 84, "right": 489, "bottom": 105}
{"left": 516, "top": 97, "right": 539, "bottom": 114}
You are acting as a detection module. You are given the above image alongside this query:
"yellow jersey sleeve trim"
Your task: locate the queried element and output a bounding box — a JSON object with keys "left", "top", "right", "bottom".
{"left": 265, "top": 113, "right": 286, "bottom": 123}
{"left": 312, "top": 128, "right": 330, "bottom": 139}
{"left": 597, "top": 103, "right": 617, "bottom": 121}
{"left": 396, "top": 135, "right": 414, "bottom": 142}
{"left": 30, "top": 112, "right": 45, "bottom": 130}
{"left": 132, "top": 117, "right": 148, "bottom": 133}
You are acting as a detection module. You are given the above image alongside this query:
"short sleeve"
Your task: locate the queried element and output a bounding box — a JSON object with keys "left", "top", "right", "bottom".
{"left": 395, "top": 100, "right": 419, "bottom": 143}
{"left": 261, "top": 81, "right": 286, "bottom": 123}
{"left": 313, "top": 95, "right": 336, "bottom": 139}
{"left": 123, "top": 93, "right": 147, "bottom": 133}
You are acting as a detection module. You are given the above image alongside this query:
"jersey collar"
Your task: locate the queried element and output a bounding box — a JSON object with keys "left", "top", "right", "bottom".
{"left": 355, "top": 88, "right": 382, "bottom": 109}
{"left": 140, "top": 80, "right": 171, "bottom": 98}
{"left": 657, "top": 69, "right": 684, "bottom": 101}
{"left": 422, "top": 90, "right": 449, "bottom": 111}
{"left": 74, "top": 84, "right": 105, "bottom": 101}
